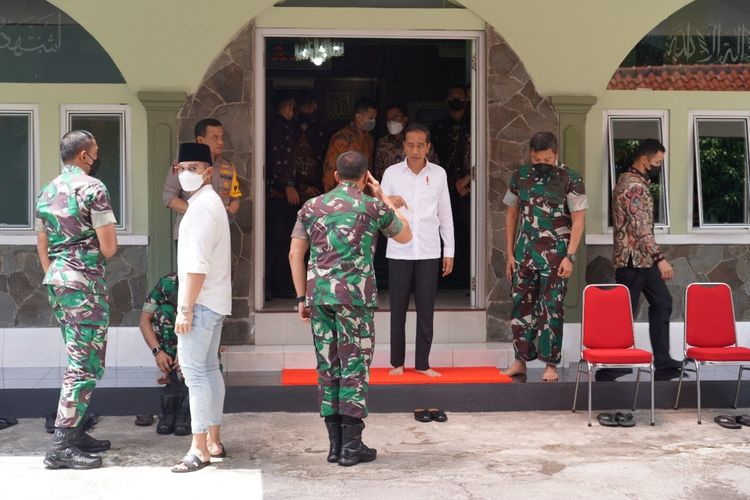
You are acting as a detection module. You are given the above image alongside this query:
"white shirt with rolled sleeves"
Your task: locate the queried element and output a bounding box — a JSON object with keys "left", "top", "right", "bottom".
{"left": 381, "top": 160, "right": 454, "bottom": 260}
{"left": 177, "top": 185, "right": 232, "bottom": 316}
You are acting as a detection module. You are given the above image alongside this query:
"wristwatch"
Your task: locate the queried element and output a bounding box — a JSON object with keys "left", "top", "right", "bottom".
{"left": 179, "top": 304, "right": 192, "bottom": 313}
{"left": 296, "top": 295, "right": 306, "bottom": 303}
{"left": 151, "top": 346, "right": 162, "bottom": 357}
{"left": 565, "top": 253, "right": 577, "bottom": 263}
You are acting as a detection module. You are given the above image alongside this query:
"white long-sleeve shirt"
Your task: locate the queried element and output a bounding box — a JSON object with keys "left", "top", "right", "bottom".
{"left": 177, "top": 184, "right": 232, "bottom": 315}
{"left": 381, "top": 160, "right": 454, "bottom": 260}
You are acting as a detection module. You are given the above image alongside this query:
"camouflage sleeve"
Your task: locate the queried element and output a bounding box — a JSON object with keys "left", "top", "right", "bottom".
{"left": 566, "top": 168, "right": 589, "bottom": 212}
{"left": 142, "top": 276, "right": 167, "bottom": 314}
{"left": 376, "top": 200, "right": 403, "bottom": 239}
{"left": 86, "top": 180, "right": 117, "bottom": 228}
{"left": 503, "top": 171, "right": 520, "bottom": 207}
{"left": 35, "top": 217, "right": 45, "bottom": 232}
{"left": 291, "top": 203, "right": 309, "bottom": 240}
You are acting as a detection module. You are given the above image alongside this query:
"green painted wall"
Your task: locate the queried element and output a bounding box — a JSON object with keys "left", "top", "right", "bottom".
{"left": 0, "top": 83, "right": 148, "bottom": 234}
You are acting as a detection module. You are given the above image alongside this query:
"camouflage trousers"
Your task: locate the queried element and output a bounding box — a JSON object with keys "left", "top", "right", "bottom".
{"left": 511, "top": 265, "right": 567, "bottom": 364}
{"left": 47, "top": 286, "right": 109, "bottom": 428}
{"left": 310, "top": 304, "right": 375, "bottom": 419}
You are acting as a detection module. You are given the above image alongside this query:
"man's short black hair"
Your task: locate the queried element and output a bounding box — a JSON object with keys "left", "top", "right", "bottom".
{"left": 447, "top": 83, "right": 467, "bottom": 96}
{"left": 194, "top": 118, "right": 223, "bottom": 139}
{"left": 529, "top": 131, "right": 558, "bottom": 153}
{"left": 404, "top": 123, "right": 430, "bottom": 143}
{"left": 60, "top": 130, "right": 95, "bottom": 163}
{"left": 635, "top": 138, "right": 666, "bottom": 159}
{"left": 336, "top": 151, "right": 369, "bottom": 181}
{"left": 386, "top": 103, "right": 406, "bottom": 115}
{"left": 353, "top": 97, "right": 377, "bottom": 116}
{"left": 274, "top": 91, "right": 296, "bottom": 112}
{"left": 296, "top": 90, "right": 316, "bottom": 108}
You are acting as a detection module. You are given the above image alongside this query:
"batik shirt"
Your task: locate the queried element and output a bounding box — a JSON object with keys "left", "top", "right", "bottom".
{"left": 267, "top": 113, "right": 296, "bottom": 195}
{"left": 430, "top": 115, "right": 471, "bottom": 186}
{"left": 292, "top": 115, "right": 327, "bottom": 200}
{"left": 612, "top": 168, "right": 663, "bottom": 268}
{"left": 322, "top": 122, "right": 374, "bottom": 192}
{"left": 142, "top": 273, "right": 179, "bottom": 358}
{"left": 291, "top": 182, "right": 403, "bottom": 307}
{"left": 373, "top": 132, "right": 439, "bottom": 181}
{"left": 503, "top": 163, "right": 588, "bottom": 270}
{"left": 35, "top": 164, "right": 116, "bottom": 295}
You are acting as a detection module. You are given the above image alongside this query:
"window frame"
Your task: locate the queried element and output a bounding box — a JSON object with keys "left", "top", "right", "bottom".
{"left": 604, "top": 109, "right": 670, "bottom": 232}
{"left": 61, "top": 104, "right": 131, "bottom": 232}
{"left": 0, "top": 104, "right": 40, "bottom": 232}
{"left": 690, "top": 110, "right": 750, "bottom": 231}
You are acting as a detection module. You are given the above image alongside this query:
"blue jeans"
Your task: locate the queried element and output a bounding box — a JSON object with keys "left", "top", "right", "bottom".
{"left": 177, "top": 304, "right": 225, "bottom": 434}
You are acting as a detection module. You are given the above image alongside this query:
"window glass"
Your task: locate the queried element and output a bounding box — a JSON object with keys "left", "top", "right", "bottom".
{"left": 0, "top": 112, "right": 31, "bottom": 227}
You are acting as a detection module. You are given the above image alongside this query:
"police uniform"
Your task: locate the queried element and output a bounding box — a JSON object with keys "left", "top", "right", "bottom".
{"left": 162, "top": 155, "right": 242, "bottom": 239}
{"left": 291, "top": 182, "right": 403, "bottom": 418}
{"left": 36, "top": 164, "right": 116, "bottom": 429}
{"left": 503, "top": 163, "right": 587, "bottom": 364}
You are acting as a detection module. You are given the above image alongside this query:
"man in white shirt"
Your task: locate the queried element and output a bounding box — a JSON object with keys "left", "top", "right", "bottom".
{"left": 171, "top": 143, "right": 232, "bottom": 473}
{"left": 381, "top": 123, "right": 455, "bottom": 378}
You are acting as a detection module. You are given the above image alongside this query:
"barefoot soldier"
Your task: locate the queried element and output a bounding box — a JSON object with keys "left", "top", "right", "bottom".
{"left": 502, "top": 132, "right": 587, "bottom": 382}
{"left": 289, "top": 151, "right": 411, "bottom": 466}
{"left": 36, "top": 130, "right": 118, "bottom": 469}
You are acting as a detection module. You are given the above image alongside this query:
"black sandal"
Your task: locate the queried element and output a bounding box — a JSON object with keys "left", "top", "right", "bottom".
{"left": 0, "top": 417, "right": 18, "bottom": 430}
{"left": 715, "top": 415, "right": 742, "bottom": 429}
{"left": 171, "top": 453, "right": 210, "bottom": 473}
{"left": 736, "top": 415, "right": 750, "bottom": 427}
{"left": 429, "top": 409, "right": 448, "bottom": 423}
{"left": 134, "top": 415, "right": 154, "bottom": 427}
{"left": 413, "top": 409, "right": 431, "bottom": 423}
{"left": 615, "top": 412, "right": 635, "bottom": 427}
{"left": 597, "top": 412, "right": 619, "bottom": 427}
{"left": 211, "top": 442, "right": 227, "bottom": 458}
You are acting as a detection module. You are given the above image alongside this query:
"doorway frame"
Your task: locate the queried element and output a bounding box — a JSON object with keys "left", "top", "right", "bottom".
{"left": 254, "top": 27, "right": 487, "bottom": 311}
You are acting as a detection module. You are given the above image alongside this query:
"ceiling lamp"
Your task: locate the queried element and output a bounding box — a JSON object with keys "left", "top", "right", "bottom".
{"left": 294, "top": 38, "right": 345, "bottom": 66}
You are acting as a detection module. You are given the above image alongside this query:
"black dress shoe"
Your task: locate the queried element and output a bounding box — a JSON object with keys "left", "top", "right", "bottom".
{"left": 654, "top": 367, "right": 685, "bottom": 381}
{"left": 595, "top": 368, "right": 633, "bottom": 381}
{"left": 656, "top": 359, "right": 685, "bottom": 371}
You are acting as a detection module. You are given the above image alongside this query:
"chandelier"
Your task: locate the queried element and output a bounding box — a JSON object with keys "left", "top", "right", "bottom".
{"left": 294, "top": 38, "right": 345, "bottom": 66}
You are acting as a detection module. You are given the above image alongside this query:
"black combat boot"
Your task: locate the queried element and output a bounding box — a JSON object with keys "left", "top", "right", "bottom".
{"left": 156, "top": 394, "right": 177, "bottom": 435}
{"left": 325, "top": 421, "right": 342, "bottom": 463}
{"left": 338, "top": 422, "right": 377, "bottom": 467}
{"left": 43, "top": 428, "right": 103, "bottom": 470}
{"left": 173, "top": 390, "right": 191, "bottom": 436}
{"left": 69, "top": 424, "right": 111, "bottom": 453}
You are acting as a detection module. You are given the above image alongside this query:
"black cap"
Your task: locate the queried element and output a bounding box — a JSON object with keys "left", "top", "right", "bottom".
{"left": 178, "top": 143, "right": 212, "bottom": 164}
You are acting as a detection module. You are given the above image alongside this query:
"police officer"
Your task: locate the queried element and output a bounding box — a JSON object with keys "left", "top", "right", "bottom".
{"left": 163, "top": 118, "right": 242, "bottom": 239}
{"left": 289, "top": 151, "right": 411, "bottom": 466}
{"left": 502, "top": 132, "right": 587, "bottom": 382}
{"left": 36, "top": 130, "right": 118, "bottom": 469}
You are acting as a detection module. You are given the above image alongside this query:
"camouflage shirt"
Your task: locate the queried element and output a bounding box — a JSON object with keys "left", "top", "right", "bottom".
{"left": 35, "top": 164, "right": 117, "bottom": 295}
{"left": 503, "top": 163, "right": 588, "bottom": 270}
{"left": 291, "top": 182, "right": 403, "bottom": 306}
{"left": 142, "top": 273, "right": 179, "bottom": 357}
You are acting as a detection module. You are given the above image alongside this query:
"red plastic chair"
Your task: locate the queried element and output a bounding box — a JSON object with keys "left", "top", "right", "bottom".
{"left": 673, "top": 283, "right": 750, "bottom": 423}
{"left": 572, "top": 284, "right": 655, "bottom": 426}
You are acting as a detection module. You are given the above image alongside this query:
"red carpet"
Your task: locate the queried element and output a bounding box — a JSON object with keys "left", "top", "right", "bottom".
{"left": 281, "top": 367, "right": 512, "bottom": 385}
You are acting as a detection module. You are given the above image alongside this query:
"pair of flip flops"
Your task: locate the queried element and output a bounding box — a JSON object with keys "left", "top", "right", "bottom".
{"left": 171, "top": 444, "right": 227, "bottom": 473}
{"left": 597, "top": 412, "right": 635, "bottom": 427}
{"left": 714, "top": 415, "right": 750, "bottom": 429}
{"left": 134, "top": 414, "right": 154, "bottom": 426}
{"left": 414, "top": 409, "right": 447, "bottom": 423}
{"left": 0, "top": 417, "right": 18, "bottom": 430}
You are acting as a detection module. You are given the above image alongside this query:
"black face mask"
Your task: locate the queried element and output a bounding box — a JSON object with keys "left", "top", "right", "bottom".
{"left": 648, "top": 165, "right": 661, "bottom": 181}
{"left": 532, "top": 162, "right": 555, "bottom": 178}
{"left": 447, "top": 98, "right": 465, "bottom": 112}
{"left": 88, "top": 155, "right": 101, "bottom": 177}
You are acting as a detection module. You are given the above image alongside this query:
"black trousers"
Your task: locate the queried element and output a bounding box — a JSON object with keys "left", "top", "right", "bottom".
{"left": 266, "top": 198, "right": 299, "bottom": 296}
{"left": 615, "top": 264, "right": 674, "bottom": 369}
{"left": 389, "top": 258, "right": 440, "bottom": 370}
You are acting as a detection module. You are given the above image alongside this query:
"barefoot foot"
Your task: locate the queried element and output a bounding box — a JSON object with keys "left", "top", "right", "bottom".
{"left": 502, "top": 360, "right": 527, "bottom": 377}
{"left": 542, "top": 364, "right": 559, "bottom": 382}
{"left": 389, "top": 366, "right": 404, "bottom": 376}
{"left": 415, "top": 368, "right": 442, "bottom": 377}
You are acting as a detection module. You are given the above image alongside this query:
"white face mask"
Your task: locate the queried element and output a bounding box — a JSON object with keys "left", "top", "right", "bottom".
{"left": 387, "top": 120, "right": 404, "bottom": 136}
{"left": 178, "top": 170, "right": 205, "bottom": 192}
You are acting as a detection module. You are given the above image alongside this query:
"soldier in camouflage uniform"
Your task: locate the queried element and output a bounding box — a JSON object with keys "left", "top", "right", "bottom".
{"left": 289, "top": 151, "right": 411, "bottom": 466}
{"left": 502, "top": 132, "right": 587, "bottom": 382}
{"left": 36, "top": 130, "right": 118, "bottom": 469}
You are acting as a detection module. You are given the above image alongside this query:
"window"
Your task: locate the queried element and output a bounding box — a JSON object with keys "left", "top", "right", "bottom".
{"left": 693, "top": 114, "right": 750, "bottom": 228}
{"left": 0, "top": 105, "right": 38, "bottom": 229}
{"left": 606, "top": 112, "right": 669, "bottom": 228}
{"left": 275, "top": 0, "right": 463, "bottom": 7}
{"left": 62, "top": 105, "right": 130, "bottom": 229}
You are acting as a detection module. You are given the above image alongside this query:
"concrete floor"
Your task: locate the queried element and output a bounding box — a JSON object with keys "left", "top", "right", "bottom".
{"left": 1, "top": 410, "right": 749, "bottom": 499}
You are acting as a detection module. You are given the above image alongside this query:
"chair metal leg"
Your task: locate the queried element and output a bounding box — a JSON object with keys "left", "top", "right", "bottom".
{"left": 733, "top": 366, "right": 747, "bottom": 409}
{"left": 696, "top": 363, "right": 702, "bottom": 424}
{"left": 650, "top": 364, "right": 655, "bottom": 426}
{"left": 674, "top": 358, "right": 688, "bottom": 410}
{"left": 572, "top": 360, "right": 584, "bottom": 412}
{"left": 632, "top": 368, "right": 641, "bottom": 411}
{"left": 587, "top": 364, "right": 593, "bottom": 427}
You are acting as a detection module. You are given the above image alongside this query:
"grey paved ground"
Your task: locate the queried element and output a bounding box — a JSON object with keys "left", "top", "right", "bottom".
{"left": 1, "top": 410, "right": 749, "bottom": 499}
